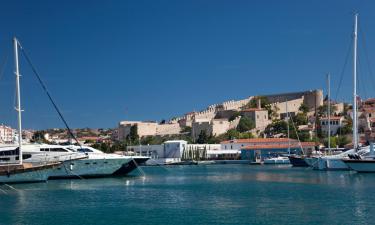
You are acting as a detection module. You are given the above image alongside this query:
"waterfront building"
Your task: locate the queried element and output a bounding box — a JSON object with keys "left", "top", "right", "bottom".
{"left": 221, "top": 138, "right": 315, "bottom": 153}
{"left": 320, "top": 116, "right": 344, "bottom": 136}
{"left": 240, "top": 141, "right": 315, "bottom": 162}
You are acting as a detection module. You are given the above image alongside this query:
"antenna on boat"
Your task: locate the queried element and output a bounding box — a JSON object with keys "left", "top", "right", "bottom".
{"left": 327, "top": 73, "right": 331, "bottom": 155}
{"left": 13, "top": 37, "right": 23, "bottom": 165}
{"left": 353, "top": 13, "right": 358, "bottom": 150}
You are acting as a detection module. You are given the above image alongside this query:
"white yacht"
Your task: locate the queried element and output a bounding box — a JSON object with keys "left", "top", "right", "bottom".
{"left": 0, "top": 144, "right": 133, "bottom": 179}
{"left": 67, "top": 145, "right": 150, "bottom": 176}
{"left": 263, "top": 156, "right": 290, "bottom": 164}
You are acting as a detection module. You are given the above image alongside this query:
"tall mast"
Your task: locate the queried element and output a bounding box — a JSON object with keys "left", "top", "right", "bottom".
{"left": 353, "top": 13, "right": 358, "bottom": 149}
{"left": 327, "top": 73, "right": 331, "bottom": 154}
{"left": 13, "top": 37, "right": 23, "bottom": 164}
{"left": 286, "top": 100, "right": 290, "bottom": 155}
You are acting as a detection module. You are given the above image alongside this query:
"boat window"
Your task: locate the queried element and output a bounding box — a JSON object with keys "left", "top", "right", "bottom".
{"left": 0, "top": 157, "right": 10, "bottom": 161}
{"left": 51, "top": 148, "right": 68, "bottom": 152}
{"left": 0, "top": 148, "right": 19, "bottom": 156}
{"left": 22, "top": 154, "right": 32, "bottom": 160}
{"left": 78, "top": 148, "right": 93, "bottom": 153}
{"left": 40, "top": 148, "right": 68, "bottom": 152}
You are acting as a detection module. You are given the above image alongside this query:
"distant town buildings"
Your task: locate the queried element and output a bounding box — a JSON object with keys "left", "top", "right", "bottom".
{"left": 118, "top": 89, "right": 324, "bottom": 141}
{"left": 0, "top": 125, "right": 16, "bottom": 143}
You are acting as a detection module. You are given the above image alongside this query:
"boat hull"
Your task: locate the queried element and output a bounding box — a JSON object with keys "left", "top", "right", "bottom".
{"left": 112, "top": 156, "right": 149, "bottom": 176}
{"left": 263, "top": 158, "right": 290, "bottom": 164}
{"left": 0, "top": 163, "right": 59, "bottom": 184}
{"left": 317, "top": 157, "right": 349, "bottom": 171}
{"left": 48, "top": 158, "right": 132, "bottom": 179}
{"left": 288, "top": 156, "right": 309, "bottom": 167}
{"left": 304, "top": 157, "right": 319, "bottom": 169}
{"left": 343, "top": 159, "right": 375, "bottom": 172}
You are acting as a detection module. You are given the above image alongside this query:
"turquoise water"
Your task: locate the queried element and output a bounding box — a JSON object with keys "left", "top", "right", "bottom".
{"left": 1, "top": 165, "right": 375, "bottom": 225}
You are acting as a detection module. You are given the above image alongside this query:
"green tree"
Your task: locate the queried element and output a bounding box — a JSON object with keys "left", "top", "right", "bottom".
{"left": 264, "top": 120, "right": 288, "bottom": 136}
{"left": 337, "top": 117, "right": 352, "bottom": 135}
{"left": 243, "top": 96, "right": 274, "bottom": 118}
{"left": 197, "top": 130, "right": 209, "bottom": 144}
{"left": 337, "top": 136, "right": 350, "bottom": 147}
{"left": 228, "top": 111, "right": 241, "bottom": 121}
{"left": 299, "top": 103, "right": 309, "bottom": 114}
{"left": 293, "top": 113, "right": 308, "bottom": 126}
{"left": 237, "top": 117, "right": 255, "bottom": 132}
{"left": 180, "top": 126, "right": 192, "bottom": 134}
{"left": 126, "top": 124, "right": 139, "bottom": 145}
{"left": 324, "top": 136, "right": 338, "bottom": 148}
{"left": 226, "top": 129, "right": 240, "bottom": 140}
{"left": 239, "top": 132, "right": 254, "bottom": 139}
{"left": 270, "top": 105, "right": 280, "bottom": 121}
{"left": 31, "top": 130, "right": 49, "bottom": 143}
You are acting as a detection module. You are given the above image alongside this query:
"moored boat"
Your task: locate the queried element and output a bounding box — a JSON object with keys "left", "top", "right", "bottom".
{"left": 288, "top": 155, "right": 309, "bottom": 167}
{"left": 264, "top": 156, "right": 290, "bottom": 164}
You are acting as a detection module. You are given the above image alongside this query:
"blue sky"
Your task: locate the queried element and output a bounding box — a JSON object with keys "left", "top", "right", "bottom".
{"left": 0, "top": 0, "right": 374, "bottom": 129}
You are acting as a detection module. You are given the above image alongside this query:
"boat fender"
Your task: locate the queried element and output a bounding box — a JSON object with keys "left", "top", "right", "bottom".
{"left": 70, "top": 164, "right": 74, "bottom": 171}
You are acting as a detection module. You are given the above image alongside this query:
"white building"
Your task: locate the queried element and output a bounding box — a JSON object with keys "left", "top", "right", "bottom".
{"left": 0, "top": 125, "right": 16, "bottom": 143}
{"left": 320, "top": 116, "right": 344, "bottom": 136}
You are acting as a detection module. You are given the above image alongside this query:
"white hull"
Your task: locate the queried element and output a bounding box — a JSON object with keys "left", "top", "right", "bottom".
{"left": 264, "top": 157, "right": 290, "bottom": 164}
{"left": 311, "top": 147, "right": 370, "bottom": 171}
{"left": 48, "top": 158, "right": 132, "bottom": 179}
{"left": 317, "top": 157, "right": 349, "bottom": 171}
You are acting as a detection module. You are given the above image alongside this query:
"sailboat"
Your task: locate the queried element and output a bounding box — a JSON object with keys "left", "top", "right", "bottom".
{"left": 315, "top": 13, "right": 370, "bottom": 171}
{"left": 0, "top": 38, "right": 61, "bottom": 183}
{"left": 341, "top": 14, "right": 375, "bottom": 171}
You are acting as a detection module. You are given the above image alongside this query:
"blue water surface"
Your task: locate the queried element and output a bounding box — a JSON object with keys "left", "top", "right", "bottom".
{"left": 1, "top": 165, "right": 375, "bottom": 225}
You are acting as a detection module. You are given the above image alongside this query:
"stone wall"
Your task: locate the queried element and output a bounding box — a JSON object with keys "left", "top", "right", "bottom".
{"left": 264, "top": 89, "right": 323, "bottom": 110}
{"left": 156, "top": 123, "right": 182, "bottom": 136}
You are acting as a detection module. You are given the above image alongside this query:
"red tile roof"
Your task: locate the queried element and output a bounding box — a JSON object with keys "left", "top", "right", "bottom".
{"left": 241, "top": 142, "right": 316, "bottom": 150}
{"left": 221, "top": 138, "right": 295, "bottom": 144}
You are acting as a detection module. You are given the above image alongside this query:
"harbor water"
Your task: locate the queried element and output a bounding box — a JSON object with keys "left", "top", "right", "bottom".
{"left": 1, "top": 164, "right": 375, "bottom": 225}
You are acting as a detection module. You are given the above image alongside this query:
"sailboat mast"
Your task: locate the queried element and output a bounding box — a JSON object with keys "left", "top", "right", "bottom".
{"left": 327, "top": 73, "right": 331, "bottom": 154}
{"left": 353, "top": 13, "right": 358, "bottom": 149}
{"left": 13, "top": 37, "right": 23, "bottom": 164}
{"left": 286, "top": 100, "right": 290, "bottom": 155}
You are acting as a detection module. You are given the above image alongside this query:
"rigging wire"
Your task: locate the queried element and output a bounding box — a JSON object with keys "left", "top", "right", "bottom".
{"left": 359, "top": 22, "right": 375, "bottom": 91}
{"left": 334, "top": 37, "right": 353, "bottom": 101}
{"left": 357, "top": 54, "right": 368, "bottom": 99}
{"left": 0, "top": 54, "right": 9, "bottom": 82}
{"left": 16, "top": 41, "right": 81, "bottom": 147}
